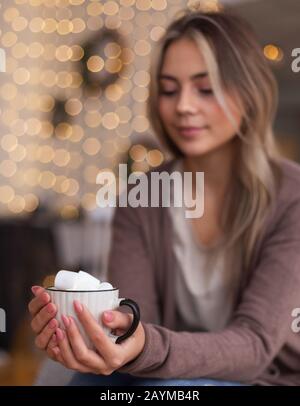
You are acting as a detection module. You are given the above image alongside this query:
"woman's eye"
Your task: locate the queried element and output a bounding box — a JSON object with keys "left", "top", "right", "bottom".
{"left": 159, "top": 90, "right": 177, "bottom": 96}
{"left": 159, "top": 88, "right": 213, "bottom": 97}
{"left": 198, "top": 88, "right": 213, "bottom": 95}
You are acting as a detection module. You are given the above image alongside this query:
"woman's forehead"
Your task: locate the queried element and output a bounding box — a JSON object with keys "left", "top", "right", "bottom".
{"left": 161, "top": 38, "right": 208, "bottom": 78}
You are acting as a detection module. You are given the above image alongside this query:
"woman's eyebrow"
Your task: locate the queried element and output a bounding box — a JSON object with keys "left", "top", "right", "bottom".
{"left": 158, "top": 72, "right": 208, "bottom": 82}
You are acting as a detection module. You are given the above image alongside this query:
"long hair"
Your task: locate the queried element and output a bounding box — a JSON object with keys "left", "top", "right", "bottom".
{"left": 147, "top": 7, "right": 281, "bottom": 269}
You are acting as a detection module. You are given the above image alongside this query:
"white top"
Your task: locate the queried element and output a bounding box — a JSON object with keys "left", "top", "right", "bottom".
{"left": 169, "top": 161, "right": 242, "bottom": 332}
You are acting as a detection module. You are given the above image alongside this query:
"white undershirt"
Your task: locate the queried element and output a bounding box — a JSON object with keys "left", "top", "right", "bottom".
{"left": 168, "top": 160, "right": 242, "bottom": 332}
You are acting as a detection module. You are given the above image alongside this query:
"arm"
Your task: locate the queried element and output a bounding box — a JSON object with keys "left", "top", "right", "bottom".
{"left": 107, "top": 205, "right": 160, "bottom": 324}
{"left": 34, "top": 188, "right": 300, "bottom": 380}
{"left": 120, "top": 198, "right": 300, "bottom": 381}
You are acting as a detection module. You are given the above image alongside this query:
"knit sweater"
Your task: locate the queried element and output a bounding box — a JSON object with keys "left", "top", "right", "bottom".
{"left": 108, "top": 158, "right": 300, "bottom": 385}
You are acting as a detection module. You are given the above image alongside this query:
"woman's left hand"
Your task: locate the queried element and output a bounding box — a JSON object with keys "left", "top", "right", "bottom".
{"left": 49, "top": 300, "right": 145, "bottom": 375}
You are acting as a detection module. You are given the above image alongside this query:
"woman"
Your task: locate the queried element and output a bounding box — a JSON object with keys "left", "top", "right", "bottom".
{"left": 29, "top": 8, "right": 300, "bottom": 386}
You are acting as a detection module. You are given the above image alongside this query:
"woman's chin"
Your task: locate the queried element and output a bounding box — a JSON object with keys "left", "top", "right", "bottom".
{"left": 176, "top": 142, "right": 212, "bottom": 158}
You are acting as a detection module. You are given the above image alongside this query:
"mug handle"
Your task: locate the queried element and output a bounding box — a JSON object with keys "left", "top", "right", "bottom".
{"left": 114, "top": 298, "right": 140, "bottom": 344}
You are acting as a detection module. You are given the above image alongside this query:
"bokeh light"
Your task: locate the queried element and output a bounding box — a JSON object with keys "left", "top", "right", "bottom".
{"left": 264, "top": 44, "right": 283, "bottom": 62}
{"left": 0, "top": 0, "right": 167, "bottom": 216}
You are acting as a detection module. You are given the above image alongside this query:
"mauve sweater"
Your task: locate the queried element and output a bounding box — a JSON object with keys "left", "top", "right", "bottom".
{"left": 108, "top": 158, "right": 300, "bottom": 386}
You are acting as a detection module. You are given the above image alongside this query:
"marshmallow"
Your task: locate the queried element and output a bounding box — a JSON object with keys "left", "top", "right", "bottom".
{"left": 76, "top": 271, "right": 101, "bottom": 290}
{"left": 54, "top": 270, "right": 79, "bottom": 290}
{"left": 54, "top": 270, "right": 102, "bottom": 291}
{"left": 99, "top": 282, "right": 113, "bottom": 290}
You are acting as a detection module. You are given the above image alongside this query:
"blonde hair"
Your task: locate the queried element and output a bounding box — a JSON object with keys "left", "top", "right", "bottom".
{"left": 147, "top": 8, "right": 281, "bottom": 270}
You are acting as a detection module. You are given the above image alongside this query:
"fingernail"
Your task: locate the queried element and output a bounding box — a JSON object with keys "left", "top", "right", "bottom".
{"left": 31, "top": 286, "right": 39, "bottom": 295}
{"left": 103, "top": 311, "right": 114, "bottom": 322}
{"left": 52, "top": 347, "right": 60, "bottom": 356}
{"left": 52, "top": 333, "right": 57, "bottom": 343}
{"left": 46, "top": 303, "right": 55, "bottom": 314}
{"left": 49, "top": 319, "right": 57, "bottom": 329}
{"left": 62, "top": 315, "right": 70, "bottom": 328}
{"left": 56, "top": 328, "right": 64, "bottom": 341}
{"left": 42, "top": 293, "right": 50, "bottom": 304}
{"left": 74, "top": 300, "right": 83, "bottom": 313}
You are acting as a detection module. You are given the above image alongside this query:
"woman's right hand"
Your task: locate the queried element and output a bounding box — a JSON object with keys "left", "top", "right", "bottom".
{"left": 28, "top": 286, "right": 59, "bottom": 360}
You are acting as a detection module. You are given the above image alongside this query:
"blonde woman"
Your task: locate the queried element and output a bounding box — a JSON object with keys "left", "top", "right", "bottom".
{"left": 29, "top": 8, "right": 300, "bottom": 386}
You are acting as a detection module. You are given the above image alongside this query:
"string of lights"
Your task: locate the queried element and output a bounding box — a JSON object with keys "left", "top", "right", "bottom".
{"left": 0, "top": 0, "right": 285, "bottom": 218}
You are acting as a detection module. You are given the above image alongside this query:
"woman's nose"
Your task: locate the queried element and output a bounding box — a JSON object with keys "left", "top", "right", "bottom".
{"left": 176, "top": 88, "right": 199, "bottom": 115}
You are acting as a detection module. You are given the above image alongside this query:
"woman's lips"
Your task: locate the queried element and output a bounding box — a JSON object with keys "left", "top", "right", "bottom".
{"left": 177, "top": 126, "right": 208, "bottom": 138}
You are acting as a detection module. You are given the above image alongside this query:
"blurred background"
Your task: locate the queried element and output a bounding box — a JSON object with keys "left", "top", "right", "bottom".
{"left": 0, "top": 0, "right": 299, "bottom": 385}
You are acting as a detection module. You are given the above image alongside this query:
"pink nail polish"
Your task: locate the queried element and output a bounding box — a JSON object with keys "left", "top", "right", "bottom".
{"left": 74, "top": 300, "right": 83, "bottom": 313}
{"left": 62, "top": 315, "right": 70, "bottom": 328}
{"left": 49, "top": 319, "right": 57, "bottom": 329}
{"left": 52, "top": 347, "right": 60, "bottom": 356}
{"left": 46, "top": 303, "right": 55, "bottom": 314}
{"left": 42, "top": 293, "right": 50, "bottom": 304}
{"left": 31, "top": 286, "right": 39, "bottom": 295}
{"left": 104, "top": 311, "right": 114, "bottom": 322}
{"left": 56, "top": 328, "right": 64, "bottom": 341}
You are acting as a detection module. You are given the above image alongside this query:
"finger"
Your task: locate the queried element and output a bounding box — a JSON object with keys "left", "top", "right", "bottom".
{"left": 28, "top": 290, "right": 50, "bottom": 316}
{"left": 31, "top": 286, "right": 43, "bottom": 296}
{"left": 46, "top": 334, "right": 59, "bottom": 361}
{"left": 47, "top": 334, "right": 67, "bottom": 366}
{"left": 56, "top": 327, "right": 91, "bottom": 373}
{"left": 73, "top": 301, "right": 118, "bottom": 363}
{"left": 35, "top": 318, "right": 58, "bottom": 350}
{"left": 51, "top": 346, "right": 65, "bottom": 365}
{"left": 63, "top": 315, "right": 107, "bottom": 372}
{"left": 102, "top": 310, "right": 132, "bottom": 331}
{"left": 31, "top": 302, "right": 57, "bottom": 334}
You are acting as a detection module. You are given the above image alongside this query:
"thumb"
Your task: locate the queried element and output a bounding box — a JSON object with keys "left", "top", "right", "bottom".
{"left": 31, "top": 286, "right": 44, "bottom": 297}
{"left": 102, "top": 310, "right": 132, "bottom": 330}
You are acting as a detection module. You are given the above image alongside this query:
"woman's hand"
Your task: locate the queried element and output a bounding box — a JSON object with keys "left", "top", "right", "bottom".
{"left": 28, "top": 286, "right": 59, "bottom": 360}
{"left": 50, "top": 301, "right": 145, "bottom": 375}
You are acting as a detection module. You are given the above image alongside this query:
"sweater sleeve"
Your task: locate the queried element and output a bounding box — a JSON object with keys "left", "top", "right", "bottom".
{"left": 107, "top": 205, "right": 160, "bottom": 325}
{"left": 120, "top": 197, "right": 300, "bottom": 381}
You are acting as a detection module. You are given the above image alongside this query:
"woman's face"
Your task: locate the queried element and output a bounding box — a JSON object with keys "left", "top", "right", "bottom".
{"left": 158, "top": 37, "right": 242, "bottom": 157}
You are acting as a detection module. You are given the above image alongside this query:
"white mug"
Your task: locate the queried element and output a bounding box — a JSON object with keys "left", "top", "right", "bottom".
{"left": 46, "top": 287, "right": 140, "bottom": 348}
